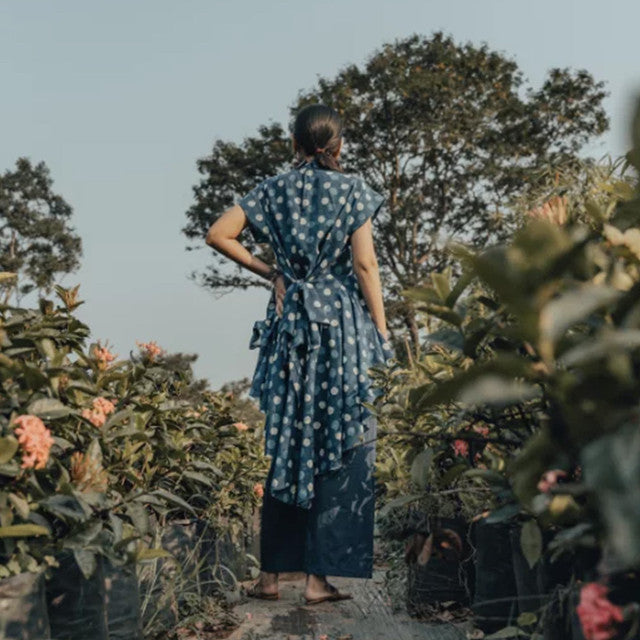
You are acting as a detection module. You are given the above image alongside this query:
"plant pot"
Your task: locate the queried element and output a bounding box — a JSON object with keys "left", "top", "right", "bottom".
{"left": 0, "top": 570, "right": 51, "bottom": 640}
{"left": 471, "top": 519, "right": 518, "bottom": 633}
{"left": 45, "top": 549, "right": 108, "bottom": 640}
{"left": 405, "top": 516, "right": 473, "bottom": 617}
{"left": 509, "top": 524, "right": 548, "bottom": 615}
{"left": 103, "top": 557, "right": 143, "bottom": 640}
{"left": 139, "top": 517, "right": 249, "bottom": 631}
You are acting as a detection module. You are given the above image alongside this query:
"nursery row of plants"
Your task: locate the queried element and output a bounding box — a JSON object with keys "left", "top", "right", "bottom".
{"left": 372, "top": 99, "right": 640, "bottom": 639}
{"left": 0, "top": 282, "right": 268, "bottom": 639}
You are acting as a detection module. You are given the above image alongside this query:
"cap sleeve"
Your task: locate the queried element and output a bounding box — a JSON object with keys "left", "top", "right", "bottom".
{"left": 237, "top": 181, "right": 271, "bottom": 243}
{"left": 347, "top": 177, "right": 385, "bottom": 236}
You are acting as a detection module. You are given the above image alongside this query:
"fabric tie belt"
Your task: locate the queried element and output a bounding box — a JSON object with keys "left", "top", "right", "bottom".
{"left": 249, "top": 272, "right": 349, "bottom": 402}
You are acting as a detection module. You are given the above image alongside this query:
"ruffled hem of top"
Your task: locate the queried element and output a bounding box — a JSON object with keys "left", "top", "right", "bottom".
{"left": 247, "top": 291, "right": 396, "bottom": 509}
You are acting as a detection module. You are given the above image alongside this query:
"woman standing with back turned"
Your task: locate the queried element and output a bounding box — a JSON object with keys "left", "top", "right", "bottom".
{"left": 205, "top": 103, "right": 395, "bottom": 605}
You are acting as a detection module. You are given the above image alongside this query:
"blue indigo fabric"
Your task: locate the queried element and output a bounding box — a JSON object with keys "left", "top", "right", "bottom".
{"left": 260, "top": 413, "right": 378, "bottom": 578}
{"left": 237, "top": 156, "right": 395, "bottom": 509}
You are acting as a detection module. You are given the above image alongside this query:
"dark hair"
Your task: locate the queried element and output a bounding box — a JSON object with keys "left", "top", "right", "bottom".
{"left": 291, "top": 103, "right": 344, "bottom": 172}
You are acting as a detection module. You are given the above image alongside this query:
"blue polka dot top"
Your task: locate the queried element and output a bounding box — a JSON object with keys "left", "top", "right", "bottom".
{"left": 237, "top": 156, "right": 395, "bottom": 509}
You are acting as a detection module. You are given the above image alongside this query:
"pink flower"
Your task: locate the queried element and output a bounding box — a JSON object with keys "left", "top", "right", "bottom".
{"left": 233, "top": 422, "right": 250, "bottom": 432}
{"left": 576, "top": 582, "right": 624, "bottom": 640}
{"left": 12, "top": 415, "right": 54, "bottom": 470}
{"left": 452, "top": 439, "right": 469, "bottom": 457}
{"left": 93, "top": 397, "right": 115, "bottom": 415}
{"left": 473, "top": 424, "right": 490, "bottom": 437}
{"left": 537, "top": 469, "right": 568, "bottom": 493}
{"left": 136, "top": 340, "right": 164, "bottom": 362}
{"left": 82, "top": 397, "right": 116, "bottom": 429}
{"left": 82, "top": 408, "right": 106, "bottom": 428}
{"left": 92, "top": 342, "right": 117, "bottom": 370}
{"left": 253, "top": 483, "right": 264, "bottom": 498}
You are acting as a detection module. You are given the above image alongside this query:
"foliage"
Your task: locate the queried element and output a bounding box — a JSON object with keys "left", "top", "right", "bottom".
{"left": 375, "top": 96, "right": 640, "bottom": 637}
{"left": 0, "top": 158, "right": 82, "bottom": 304}
{"left": 380, "top": 95, "right": 640, "bottom": 628}
{"left": 0, "top": 285, "right": 267, "bottom": 580}
{"left": 183, "top": 31, "right": 609, "bottom": 354}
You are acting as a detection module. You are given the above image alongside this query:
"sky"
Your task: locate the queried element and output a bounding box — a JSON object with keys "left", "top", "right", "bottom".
{"left": 1, "top": 0, "right": 638, "bottom": 390}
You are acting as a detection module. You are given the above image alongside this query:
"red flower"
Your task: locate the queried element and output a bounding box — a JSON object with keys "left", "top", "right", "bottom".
{"left": 452, "top": 439, "right": 469, "bottom": 457}
{"left": 576, "top": 582, "right": 624, "bottom": 640}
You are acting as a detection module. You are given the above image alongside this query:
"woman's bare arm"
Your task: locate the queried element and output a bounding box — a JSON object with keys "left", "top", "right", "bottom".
{"left": 350, "top": 218, "right": 388, "bottom": 339}
{"left": 205, "top": 205, "right": 288, "bottom": 316}
{"left": 205, "top": 204, "right": 272, "bottom": 279}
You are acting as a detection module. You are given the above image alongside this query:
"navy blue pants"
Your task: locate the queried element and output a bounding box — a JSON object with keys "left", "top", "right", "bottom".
{"left": 259, "top": 415, "right": 377, "bottom": 578}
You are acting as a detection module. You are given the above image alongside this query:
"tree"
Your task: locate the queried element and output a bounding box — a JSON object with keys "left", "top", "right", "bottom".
{"left": 0, "top": 158, "right": 82, "bottom": 303}
{"left": 183, "top": 31, "right": 609, "bottom": 352}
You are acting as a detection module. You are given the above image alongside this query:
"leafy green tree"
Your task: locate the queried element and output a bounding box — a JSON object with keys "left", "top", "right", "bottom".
{"left": 0, "top": 158, "right": 82, "bottom": 303}
{"left": 183, "top": 31, "right": 609, "bottom": 352}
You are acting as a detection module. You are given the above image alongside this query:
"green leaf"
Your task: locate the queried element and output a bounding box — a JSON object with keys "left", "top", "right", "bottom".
{"left": 39, "top": 494, "right": 87, "bottom": 522}
{"left": 517, "top": 611, "right": 538, "bottom": 627}
{"left": 485, "top": 503, "right": 520, "bottom": 523}
{"left": 458, "top": 374, "right": 541, "bottom": 408}
{"left": 464, "top": 468, "right": 510, "bottom": 488}
{"left": 581, "top": 421, "right": 640, "bottom": 569}
{"left": 26, "top": 397, "right": 73, "bottom": 419}
{"left": 136, "top": 547, "right": 173, "bottom": 561}
{"left": 584, "top": 198, "right": 607, "bottom": 224}
{"left": 445, "top": 269, "right": 474, "bottom": 308}
{"left": 431, "top": 272, "right": 451, "bottom": 302}
{"left": 102, "top": 409, "right": 132, "bottom": 431}
{"left": 73, "top": 548, "right": 97, "bottom": 579}
{"left": 151, "top": 488, "right": 197, "bottom": 517}
{"left": 182, "top": 470, "right": 215, "bottom": 486}
{"left": 0, "top": 524, "right": 50, "bottom": 537}
{"left": 520, "top": 520, "right": 542, "bottom": 568}
{"left": 8, "top": 493, "right": 30, "bottom": 519}
{"left": 125, "top": 502, "right": 150, "bottom": 536}
{"left": 539, "top": 285, "right": 620, "bottom": 344}
{"left": 410, "top": 448, "right": 433, "bottom": 489}
{"left": 558, "top": 329, "right": 640, "bottom": 367}
{"left": 422, "top": 304, "right": 463, "bottom": 327}
{"left": 410, "top": 355, "right": 533, "bottom": 412}
{"left": 0, "top": 436, "right": 19, "bottom": 464}
{"left": 378, "top": 494, "right": 423, "bottom": 519}
{"left": 485, "top": 626, "right": 526, "bottom": 638}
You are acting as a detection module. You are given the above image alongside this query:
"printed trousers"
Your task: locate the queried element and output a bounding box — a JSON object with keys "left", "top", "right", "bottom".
{"left": 259, "top": 415, "right": 377, "bottom": 578}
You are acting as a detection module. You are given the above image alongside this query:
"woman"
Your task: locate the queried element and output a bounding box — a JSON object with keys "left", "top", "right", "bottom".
{"left": 205, "top": 103, "right": 394, "bottom": 605}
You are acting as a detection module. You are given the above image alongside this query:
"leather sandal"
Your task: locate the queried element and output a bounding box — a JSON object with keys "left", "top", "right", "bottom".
{"left": 244, "top": 581, "right": 280, "bottom": 600}
{"left": 303, "top": 582, "right": 352, "bottom": 605}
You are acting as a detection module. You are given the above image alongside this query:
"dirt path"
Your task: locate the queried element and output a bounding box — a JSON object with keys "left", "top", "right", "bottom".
{"left": 229, "top": 569, "right": 471, "bottom": 640}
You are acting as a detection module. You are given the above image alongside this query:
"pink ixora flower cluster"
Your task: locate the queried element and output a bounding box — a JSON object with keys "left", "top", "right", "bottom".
{"left": 92, "top": 341, "right": 117, "bottom": 371}
{"left": 136, "top": 340, "right": 164, "bottom": 363}
{"left": 451, "top": 423, "right": 491, "bottom": 458}
{"left": 12, "top": 414, "right": 54, "bottom": 470}
{"left": 233, "top": 422, "right": 250, "bottom": 432}
{"left": 452, "top": 439, "right": 469, "bottom": 457}
{"left": 82, "top": 397, "right": 116, "bottom": 429}
{"left": 253, "top": 483, "right": 264, "bottom": 498}
{"left": 576, "top": 582, "right": 625, "bottom": 640}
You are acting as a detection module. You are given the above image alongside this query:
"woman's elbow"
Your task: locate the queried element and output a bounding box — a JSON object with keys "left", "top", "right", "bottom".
{"left": 353, "top": 257, "right": 378, "bottom": 274}
{"left": 205, "top": 227, "right": 223, "bottom": 248}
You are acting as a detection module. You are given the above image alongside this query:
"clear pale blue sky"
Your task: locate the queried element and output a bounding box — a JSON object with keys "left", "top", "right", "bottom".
{"left": 1, "top": 1, "right": 638, "bottom": 389}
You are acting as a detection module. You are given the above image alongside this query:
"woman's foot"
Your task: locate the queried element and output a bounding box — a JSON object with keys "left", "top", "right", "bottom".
{"left": 246, "top": 571, "right": 279, "bottom": 600}
{"left": 304, "top": 574, "right": 352, "bottom": 604}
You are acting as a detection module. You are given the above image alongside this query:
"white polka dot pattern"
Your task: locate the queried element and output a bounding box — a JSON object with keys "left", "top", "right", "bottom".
{"left": 238, "top": 157, "right": 393, "bottom": 509}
